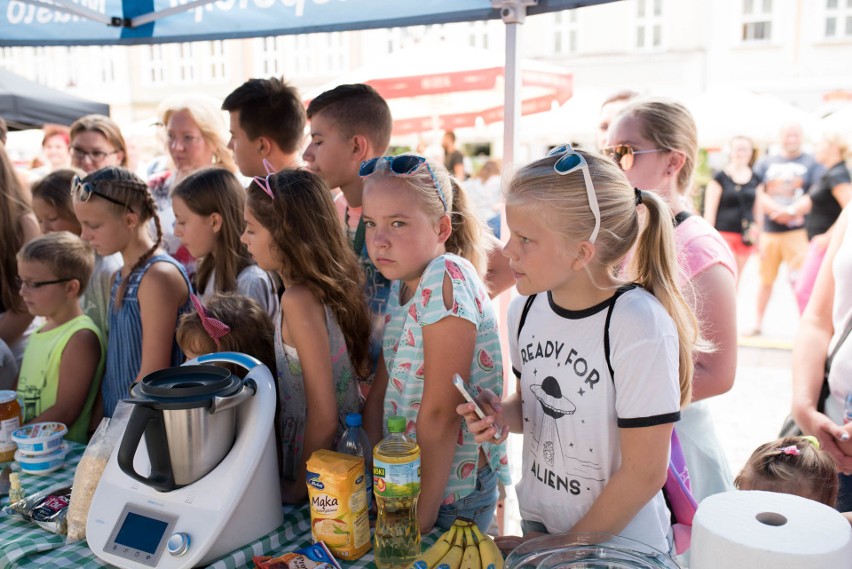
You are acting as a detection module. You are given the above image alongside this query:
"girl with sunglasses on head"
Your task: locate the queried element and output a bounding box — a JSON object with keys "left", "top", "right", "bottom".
{"left": 171, "top": 168, "right": 278, "bottom": 318}
{"left": 605, "top": 98, "right": 738, "bottom": 504}
{"left": 31, "top": 169, "right": 122, "bottom": 340}
{"left": 360, "top": 154, "right": 510, "bottom": 534}
{"left": 72, "top": 167, "right": 191, "bottom": 418}
{"left": 242, "top": 169, "right": 368, "bottom": 504}
{"left": 459, "top": 145, "right": 699, "bottom": 555}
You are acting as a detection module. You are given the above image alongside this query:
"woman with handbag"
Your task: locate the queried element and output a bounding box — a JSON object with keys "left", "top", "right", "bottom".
{"left": 703, "top": 135, "right": 760, "bottom": 282}
{"left": 792, "top": 204, "right": 852, "bottom": 511}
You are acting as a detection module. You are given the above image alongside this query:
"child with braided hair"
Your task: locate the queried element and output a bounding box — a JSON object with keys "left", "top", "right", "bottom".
{"left": 72, "top": 167, "right": 191, "bottom": 417}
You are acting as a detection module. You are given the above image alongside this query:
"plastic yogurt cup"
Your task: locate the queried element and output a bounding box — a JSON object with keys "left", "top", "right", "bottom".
{"left": 11, "top": 422, "right": 68, "bottom": 455}
{"left": 14, "top": 442, "right": 70, "bottom": 475}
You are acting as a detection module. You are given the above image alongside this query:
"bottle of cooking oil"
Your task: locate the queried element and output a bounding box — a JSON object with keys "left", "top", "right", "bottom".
{"left": 373, "top": 415, "right": 421, "bottom": 569}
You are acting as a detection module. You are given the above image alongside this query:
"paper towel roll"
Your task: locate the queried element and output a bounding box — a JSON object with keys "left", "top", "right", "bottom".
{"left": 691, "top": 490, "right": 852, "bottom": 569}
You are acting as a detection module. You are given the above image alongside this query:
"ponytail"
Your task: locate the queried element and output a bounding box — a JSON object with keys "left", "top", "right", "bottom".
{"left": 629, "top": 190, "right": 699, "bottom": 407}
{"left": 445, "top": 178, "right": 487, "bottom": 276}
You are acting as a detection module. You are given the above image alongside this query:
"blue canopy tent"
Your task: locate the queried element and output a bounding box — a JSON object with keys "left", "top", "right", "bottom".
{"left": 0, "top": 0, "right": 617, "bottom": 163}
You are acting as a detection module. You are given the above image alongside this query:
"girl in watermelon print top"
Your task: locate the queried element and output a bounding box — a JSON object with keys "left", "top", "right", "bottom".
{"left": 360, "top": 154, "right": 510, "bottom": 534}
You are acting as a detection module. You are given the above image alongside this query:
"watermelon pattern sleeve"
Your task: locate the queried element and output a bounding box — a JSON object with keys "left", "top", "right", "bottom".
{"left": 381, "top": 253, "right": 511, "bottom": 502}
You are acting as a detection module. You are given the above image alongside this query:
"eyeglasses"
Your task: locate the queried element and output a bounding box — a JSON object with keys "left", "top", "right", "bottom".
{"left": 15, "top": 277, "right": 72, "bottom": 290}
{"left": 70, "top": 146, "right": 119, "bottom": 163}
{"left": 71, "top": 176, "right": 130, "bottom": 209}
{"left": 601, "top": 144, "right": 664, "bottom": 171}
{"left": 167, "top": 134, "right": 203, "bottom": 148}
{"left": 547, "top": 144, "right": 601, "bottom": 244}
{"left": 359, "top": 155, "right": 447, "bottom": 212}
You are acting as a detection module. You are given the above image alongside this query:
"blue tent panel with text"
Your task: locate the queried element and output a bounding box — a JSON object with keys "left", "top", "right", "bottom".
{"left": 0, "top": 0, "right": 616, "bottom": 46}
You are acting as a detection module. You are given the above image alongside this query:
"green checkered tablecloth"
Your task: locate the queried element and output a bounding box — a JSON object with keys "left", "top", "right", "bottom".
{"left": 1, "top": 444, "right": 439, "bottom": 569}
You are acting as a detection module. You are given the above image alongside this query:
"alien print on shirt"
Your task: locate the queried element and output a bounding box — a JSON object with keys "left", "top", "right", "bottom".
{"left": 508, "top": 288, "right": 681, "bottom": 549}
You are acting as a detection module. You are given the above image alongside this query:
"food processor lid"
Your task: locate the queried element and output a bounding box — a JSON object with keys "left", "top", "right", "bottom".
{"left": 127, "top": 365, "right": 242, "bottom": 410}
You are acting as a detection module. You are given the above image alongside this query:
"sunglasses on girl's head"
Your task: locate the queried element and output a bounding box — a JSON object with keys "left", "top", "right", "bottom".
{"left": 71, "top": 176, "right": 129, "bottom": 209}
{"left": 359, "top": 155, "right": 447, "bottom": 212}
{"left": 600, "top": 144, "right": 664, "bottom": 172}
{"left": 546, "top": 144, "right": 601, "bottom": 244}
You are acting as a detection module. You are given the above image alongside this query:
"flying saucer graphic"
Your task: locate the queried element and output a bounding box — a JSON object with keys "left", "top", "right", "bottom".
{"left": 530, "top": 376, "right": 575, "bottom": 466}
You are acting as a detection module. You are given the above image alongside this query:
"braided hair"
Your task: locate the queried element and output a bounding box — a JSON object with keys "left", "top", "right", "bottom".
{"left": 80, "top": 167, "right": 163, "bottom": 309}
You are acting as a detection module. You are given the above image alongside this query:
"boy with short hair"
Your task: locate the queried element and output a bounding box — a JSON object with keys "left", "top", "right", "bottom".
{"left": 304, "top": 84, "right": 394, "bottom": 371}
{"left": 304, "top": 84, "right": 512, "bottom": 374}
{"left": 222, "top": 77, "right": 306, "bottom": 177}
{"left": 15, "top": 231, "right": 104, "bottom": 443}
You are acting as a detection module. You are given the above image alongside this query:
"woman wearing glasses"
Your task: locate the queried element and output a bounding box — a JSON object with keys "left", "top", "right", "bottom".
{"left": 0, "top": 144, "right": 40, "bottom": 369}
{"left": 149, "top": 95, "right": 236, "bottom": 278}
{"left": 605, "top": 98, "right": 739, "bottom": 503}
{"left": 69, "top": 115, "right": 128, "bottom": 174}
{"left": 72, "top": 167, "right": 191, "bottom": 418}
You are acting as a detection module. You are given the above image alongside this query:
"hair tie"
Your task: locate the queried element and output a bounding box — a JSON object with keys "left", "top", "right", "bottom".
{"left": 252, "top": 173, "right": 276, "bottom": 200}
{"left": 801, "top": 435, "right": 820, "bottom": 450}
{"left": 779, "top": 445, "right": 800, "bottom": 456}
{"left": 262, "top": 158, "right": 276, "bottom": 175}
{"left": 634, "top": 188, "right": 643, "bottom": 206}
{"left": 190, "top": 294, "right": 230, "bottom": 350}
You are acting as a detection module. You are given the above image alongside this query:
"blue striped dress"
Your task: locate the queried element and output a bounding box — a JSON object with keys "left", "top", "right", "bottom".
{"left": 102, "top": 254, "right": 191, "bottom": 417}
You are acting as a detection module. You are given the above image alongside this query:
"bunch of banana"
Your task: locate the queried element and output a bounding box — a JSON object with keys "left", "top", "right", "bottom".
{"left": 408, "top": 519, "right": 504, "bottom": 569}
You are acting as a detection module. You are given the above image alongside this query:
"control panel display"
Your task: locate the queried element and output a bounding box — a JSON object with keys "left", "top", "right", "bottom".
{"left": 104, "top": 505, "right": 177, "bottom": 567}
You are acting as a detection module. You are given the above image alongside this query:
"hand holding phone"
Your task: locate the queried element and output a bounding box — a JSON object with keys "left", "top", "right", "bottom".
{"left": 453, "top": 374, "right": 503, "bottom": 442}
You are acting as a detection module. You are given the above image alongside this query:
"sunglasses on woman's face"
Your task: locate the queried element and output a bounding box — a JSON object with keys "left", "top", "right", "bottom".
{"left": 71, "top": 176, "right": 129, "bottom": 209}
{"left": 359, "top": 155, "right": 447, "bottom": 212}
{"left": 601, "top": 144, "right": 664, "bottom": 171}
{"left": 547, "top": 144, "right": 600, "bottom": 244}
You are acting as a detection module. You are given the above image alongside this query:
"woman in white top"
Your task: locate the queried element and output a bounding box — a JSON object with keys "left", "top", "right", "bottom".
{"left": 792, "top": 205, "right": 852, "bottom": 511}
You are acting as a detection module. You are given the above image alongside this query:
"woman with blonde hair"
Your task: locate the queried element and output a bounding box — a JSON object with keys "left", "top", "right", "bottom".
{"left": 148, "top": 94, "right": 236, "bottom": 276}
{"left": 606, "top": 97, "right": 739, "bottom": 503}
{"left": 69, "top": 114, "right": 128, "bottom": 174}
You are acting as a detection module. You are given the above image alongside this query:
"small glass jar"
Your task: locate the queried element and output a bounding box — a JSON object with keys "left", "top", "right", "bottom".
{"left": 0, "top": 391, "right": 22, "bottom": 462}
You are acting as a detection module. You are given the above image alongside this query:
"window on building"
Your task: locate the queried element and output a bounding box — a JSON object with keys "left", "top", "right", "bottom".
{"left": 176, "top": 43, "right": 195, "bottom": 83}
{"left": 741, "top": 0, "right": 773, "bottom": 42}
{"left": 468, "top": 21, "right": 490, "bottom": 50}
{"left": 146, "top": 44, "right": 167, "bottom": 85}
{"left": 256, "top": 36, "right": 282, "bottom": 77}
{"left": 635, "top": 0, "right": 663, "bottom": 49}
{"left": 205, "top": 40, "right": 227, "bottom": 82}
{"left": 554, "top": 9, "right": 579, "bottom": 54}
{"left": 824, "top": 0, "right": 852, "bottom": 38}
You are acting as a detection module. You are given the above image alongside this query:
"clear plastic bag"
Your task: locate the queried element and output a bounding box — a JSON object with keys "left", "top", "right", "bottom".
{"left": 66, "top": 401, "right": 132, "bottom": 543}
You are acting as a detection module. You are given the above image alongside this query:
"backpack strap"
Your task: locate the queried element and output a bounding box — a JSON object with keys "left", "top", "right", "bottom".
{"left": 513, "top": 294, "right": 538, "bottom": 379}
{"left": 516, "top": 294, "right": 537, "bottom": 340}
{"left": 603, "top": 284, "right": 637, "bottom": 381}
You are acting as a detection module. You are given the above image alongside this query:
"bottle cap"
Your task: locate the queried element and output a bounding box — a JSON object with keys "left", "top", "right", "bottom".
{"left": 345, "top": 413, "right": 362, "bottom": 427}
{"left": 387, "top": 415, "right": 406, "bottom": 433}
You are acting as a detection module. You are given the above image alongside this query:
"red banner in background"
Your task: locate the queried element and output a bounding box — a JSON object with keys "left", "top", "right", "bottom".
{"left": 388, "top": 73, "right": 573, "bottom": 136}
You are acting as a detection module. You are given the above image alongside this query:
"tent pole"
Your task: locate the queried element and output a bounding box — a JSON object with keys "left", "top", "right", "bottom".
{"left": 492, "top": 0, "right": 537, "bottom": 539}
{"left": 130, "top": 0, "right": 221, "bottom": 28}
{"left": 13, "top": 0, "right": 111, "bottom": 25}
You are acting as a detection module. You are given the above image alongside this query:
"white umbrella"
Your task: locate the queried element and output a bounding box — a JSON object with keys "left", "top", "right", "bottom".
{"left": 688, "top": 87, "right": 819, "bottom": 149}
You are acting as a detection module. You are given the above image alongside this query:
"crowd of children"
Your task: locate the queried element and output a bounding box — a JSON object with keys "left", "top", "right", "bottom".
{"left": 2, "top": 78, "right": 851, "bottom": 559}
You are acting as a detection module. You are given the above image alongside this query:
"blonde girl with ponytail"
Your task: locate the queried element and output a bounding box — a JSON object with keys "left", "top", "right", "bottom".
{"left": 359, "top": 154, "right": 510, "bottom": 534}
{"left": 459, "top": 145, "right": 698, "bottom": 556}
{"left": 72, "top": 166, "right": 191, "bottom": 418}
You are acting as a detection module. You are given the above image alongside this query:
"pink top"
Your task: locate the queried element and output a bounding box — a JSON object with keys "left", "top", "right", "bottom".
{"left": 675, "top": 215, "right": 737, "bottom": 283}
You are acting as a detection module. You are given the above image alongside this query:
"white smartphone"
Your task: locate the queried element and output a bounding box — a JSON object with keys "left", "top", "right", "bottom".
{"left": 453, "top": 373, "right": 502, "bottom": 442}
